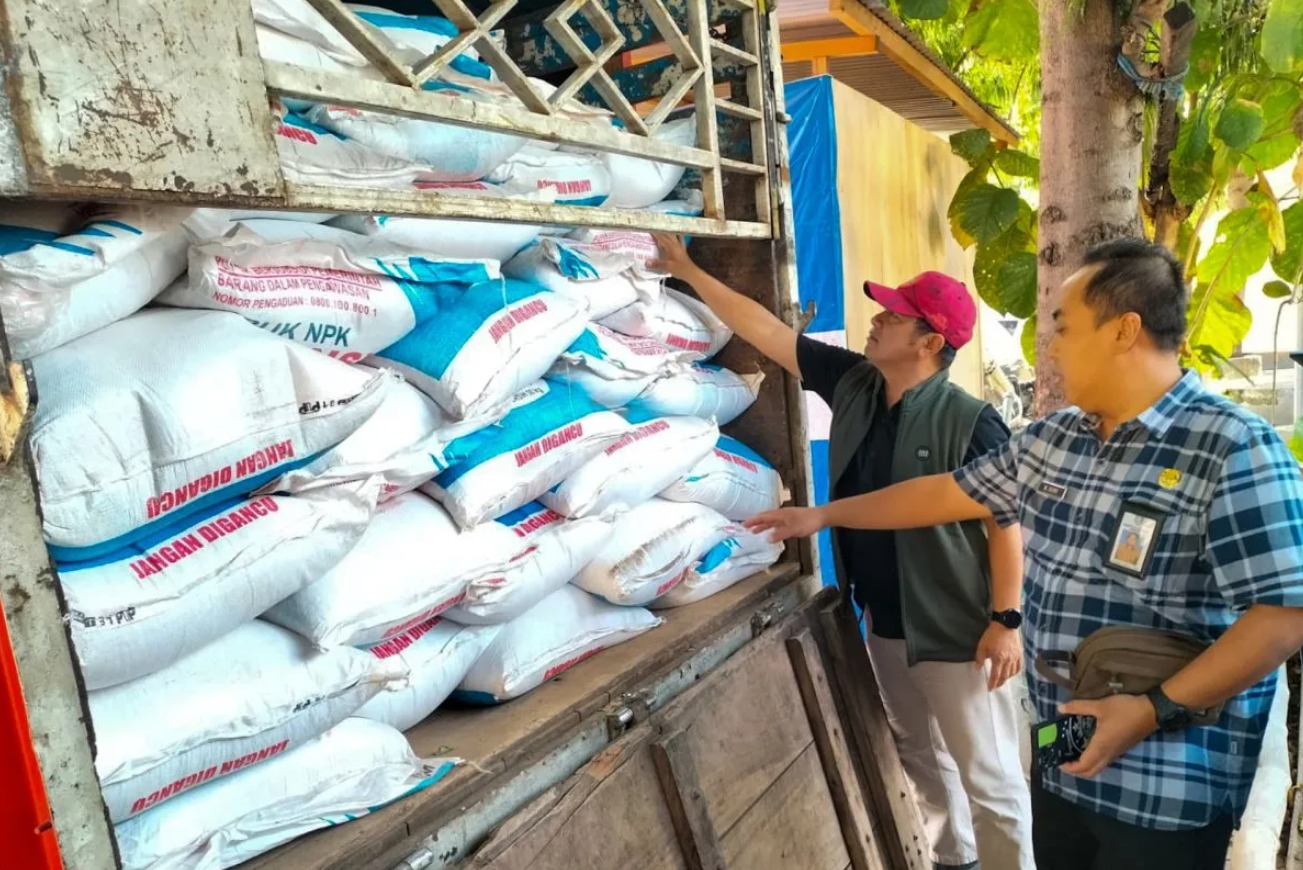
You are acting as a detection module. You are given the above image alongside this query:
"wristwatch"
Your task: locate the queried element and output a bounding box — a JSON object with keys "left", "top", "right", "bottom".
{"left": 991, "top": 609, "right": 1022, "bottom": 630}
{"left": 1146, "top": 686, "right": 1195, "bottom": 732}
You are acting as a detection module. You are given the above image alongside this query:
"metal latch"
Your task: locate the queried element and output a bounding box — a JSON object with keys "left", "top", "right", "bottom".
{"left": 751, "top": 602, "right": 781, "bottom": 636}
{"left": 0, "top": 358, "right": 34, "bottom": 465}
{"left": 390, "top": 847, "right": 435, "bottom": 870}
{"left": 605, "top": 691, "right": 653, "bottom": 738}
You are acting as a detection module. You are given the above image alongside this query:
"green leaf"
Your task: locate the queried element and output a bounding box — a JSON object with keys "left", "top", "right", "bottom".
{"left": 962, "top": 0, "right": 1039, "bottom": 64}
{"left": 1175, "top": 107, "right": 1212, "bottom": 165}
{"left": 1020, "top": 313, "right": 1036, "bottom": 367}
{"left": 947, "top": 166, "right": 987, "bottom": 249}
{"left": 997, "top": 252, "right": 1039, "bottom": 319}
{"left": 950, "top": 129, "right": 993, "bottom": 166}
{"left": 1272, "top": 201, "right": 1303, "bottom": 284}
{"left": 1185, "top": 292, "right": 1252, "bottom": 375}
{"left": 1256, "top": 172, "right": 1287, "bottom": 254}
{"left": 1246, "top": 130, "right": 1302, "bottom": 171}
{"left": 973, "top": 225, "right": 1036, "bottom": 316}
{"left": 1195, "top": 207, "right": 1274, "bottom": 294}
{"left": 1215, "top": 98, "right": 1266, "bottom": 150}
{"left": 1262, "top": 0, "right": 1303, "bottom": 74}
{"left": 955, "top": 183, "right": 1020, "bottom": 245}
{"left": 993, "top": 149, "right": 1040, "bottom": 178}
{"left": 1263, "top": 280, "right": 1293, "bottom": 299}
{"left": 898, "top": 0, "right": 951, "bottom": 19}
{"left": 1184, "top": 25, "right": 1222, "bottom": 93}
{"left": 1169, "top": 163, "right": 1213, "bottom": 206}
{"left": 1290, "top": 416, "right": 1303, "bottom": 465}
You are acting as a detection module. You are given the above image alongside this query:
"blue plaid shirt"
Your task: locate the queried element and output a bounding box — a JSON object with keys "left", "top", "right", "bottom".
{"left": 954, "top": 370, "right": 1303, "bottom": 830}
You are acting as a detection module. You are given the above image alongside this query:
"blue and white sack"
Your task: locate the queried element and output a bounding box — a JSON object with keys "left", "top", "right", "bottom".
{"left": 659, "top": 434, "right": 783, "bottom": 520}
{"left": 504, "top": 237, "right": 665, "bottom": 320}
{"left": 547, "top": 323, "right": 694, "bottom": 408}
{"left": 629, "top": 363, "right": 761, "bottom": 425}
{"left": 652, "top": 525, "right": 783, "bottom": 608}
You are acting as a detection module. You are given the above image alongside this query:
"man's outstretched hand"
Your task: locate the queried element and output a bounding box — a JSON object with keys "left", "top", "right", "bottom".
{"left": 650, "top": 232, "right": 697, "bottom": 280}
{"left": 744, "top": 506, "right": 826, "bottom": 543}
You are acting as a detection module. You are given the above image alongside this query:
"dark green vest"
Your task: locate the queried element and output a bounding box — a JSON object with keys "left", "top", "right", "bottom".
{"left": 828, "top": 362, "right": 991, "bottom": 665}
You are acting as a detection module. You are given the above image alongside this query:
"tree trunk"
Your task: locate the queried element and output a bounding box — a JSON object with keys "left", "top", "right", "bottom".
{"left": 1036, "top": 0, "right": 1145, "bottom": 415}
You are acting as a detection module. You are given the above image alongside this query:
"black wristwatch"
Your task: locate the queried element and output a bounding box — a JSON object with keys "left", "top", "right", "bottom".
{"left": 991, "top": 609, "right": 1022, "bottom": 630}
{"left": 1146, "top": 686, "right": 1194, "bottom": 732}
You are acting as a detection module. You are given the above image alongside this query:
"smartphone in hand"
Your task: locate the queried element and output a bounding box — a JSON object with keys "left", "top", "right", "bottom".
{"left": 1031, "top": 714, "right": 1096, "bottom": 774}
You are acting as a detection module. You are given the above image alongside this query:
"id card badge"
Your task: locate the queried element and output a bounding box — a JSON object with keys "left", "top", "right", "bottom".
{"left": 1106, "top": 501, "right": 1163, "bottom": 577}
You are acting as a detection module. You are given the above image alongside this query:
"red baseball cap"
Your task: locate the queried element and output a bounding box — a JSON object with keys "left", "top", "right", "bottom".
{"left": 864, "top": 271, "right": 976, "bottom": 349}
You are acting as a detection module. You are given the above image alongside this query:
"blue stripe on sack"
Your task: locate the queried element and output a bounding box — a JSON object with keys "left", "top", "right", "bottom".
{"left": 495, "top": 500, "right": 550, "bottom": 526}
{"left": 554, "top": 244, "right": 599, "bottom": 280}
{"left": 715, "top": 435, "right": 773, "bottom": 470}
{"left": 46, "top": 450, "right": 324, "bottom": 564}
{"left": 562, "top": 327, "right": 606, "bottom": 363}
{"left": 92, "top": 219, "right": 143, "bottom": 235}
{"left": 354, "top": 11, "right": 460, "bottom": 37}
{"left": 450, "top": 689, "right": 501, "bottom": 705}
{"left": 41, "top": 240, "right": 97, "bottom": 256}
{"left": 696, "top": 537, "right": 740, "bottom": 574}
{"left": 74, "top": 226, "right": 115, "bottom": 239}
{"left": 0, "top": 224, "right": 60, "bottom": 255}
{"left": 555, "top": 194, "right": 608, "bottom": 207}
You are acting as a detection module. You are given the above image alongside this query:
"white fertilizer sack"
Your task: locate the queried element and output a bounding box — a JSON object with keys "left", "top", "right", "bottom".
{"left": 354, "top": 618, "right": 501, "bottom": 731}
{"left": 375, "top": 278, "right": 587, "bottom": 420}
{"left": 599, "top": 286, "right": 732, "bottom": 360}
{"left": 630, "top": 364, "right": 761, "bottom": 425}
{"left": 652, "top": 526, "right": 783, "bottom": 608}
{"left": 30, "top": 309, "right": 389, "bottom": 561}
{"left": 446, "top": 502, "right": 613, "bottom": 625}
{"left": 422, "top": 381, "right": 629, "bottom": 528}
{"left": 91, "top": 620, "right": 400, "bottom": 822}
{"left": 659, "top": 434, "right": 782, "bottom": 520}
{"left": 573, "top": 498, "right": 732, "bottom": 606}
{"left": 160, "top": 224, "right": 495, "bottom": 362}
{"left": 0, "top": 206, "right": 191, "bottom": 358}
{"left": 503, "top": 237, "right": 664, "bottom": 320}
{"left": 263, "top": 491, "right": 510, "bottom": 647}
{"left": 60, "top": 489, "right": 373, "bottom": 691}
{"left": 541, "top": 414, "right": 717, "bottom": 518}
{"left": 547, "top": 323, "right": 694, "bottom": 408}
{"left": 488, "top": 145, "right": 611, "bottom": 206}
{"left": 455, "top": 585, "right": 660, "bottom": 703}
{"left": 589, "top": 117, "right": 696, "bottom": 209}
{"left": 273, "top": 107, "right": 438, "bottom": 190}
{"left": 114, "top": 717, "right": 457, "bottom": 870}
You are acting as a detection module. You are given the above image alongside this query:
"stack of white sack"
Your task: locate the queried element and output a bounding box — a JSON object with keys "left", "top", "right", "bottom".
{"left": 375, "top": 277, "right": 588, "bottom": 420}
{"left": 455, "top": 585, "right": 661, "bottom": 703}
{"left": 29, "top": 309, "right": 390, "bottom": 562}
{"left": 333, "top": 181, "right": 549, "bottom": 262}
{"left": 600, "top": 286, "right": 732, "bottom": 360}
{"left": 576, "top": 117, "right": 696, "bottom": 209}
{"left": 158, "top": 223, "right": 497, "bottom": 363}
{"left": 354, "top": 618, "right": 502, "bottom": 731}
{"left": 114, "top": 718, "right": 457, "bottom": 870}
{"left": 573, "top": 498, "right": 732, "bottom": 606}
{"left": 546, "top": 323, "right": 695, "bottom": 408}
{"left": 59, "top": 487, "right": 374, "bottom": 691}
{"left": 446, "top": 501, "right": 614, "bottom": 625}
{"left": 263, "top": 491, "right": 514, "bottom": 646}
{"left": 0, "top": 205, "right": 192, "bottom": 358}
{"left": 652, "top": 526, "right": 784, "bottom": 608}
{"left": 488, "top": 144, "right": 612, "bottom": 206}
{"left": 660, "top": 434, "right": 784, "bottom": 520}
{"left": 541, "top": 412, "right": 718, "bottom": 518}
{"left": 90, "top": 620, "right": 402, "bottom": 823}
{"left": 628, "top": 363, "right": 762, "bottom": 425}
{"left": 503, "top": 237, "right": 665, "bottom": 320}
{"left": 421, "top": 380, "right": 630, "bottom": 528}
{"left": 271, "top": 103, "right": 441, "bottom": 190}
{"left": 267, "top": 375, "right": 505, "bottom": 502}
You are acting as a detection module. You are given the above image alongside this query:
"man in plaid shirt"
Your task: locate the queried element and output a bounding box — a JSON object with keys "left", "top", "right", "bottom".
{"left": 749, "top": 239, "right": 1303, "bottom": 868}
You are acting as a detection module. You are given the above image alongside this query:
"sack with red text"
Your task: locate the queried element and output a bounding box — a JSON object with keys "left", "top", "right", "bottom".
{"left": 332, "top": 181, "right": 546, "bottom": 263}
{"left": 273, "top": 104, "right": 440, "bottom": 190}
{"left": 30, "top": 309, "right": 390, "bottom": 561}
{"left": 354, "top": 619, "right": 501, "bottom": 731}
{"left": 114, "top": 717, "right": 457, "bottom": 870}
{"left": 421, "top": 381, "right": 630, "bottom": 528}
{"left": 566, "top": 228, "right": 660, "bottom": 261}
{"left": 659, "top": 435, "right": 782, "bottom": 520}
{"left": 268, "top": 375, "right": 505, "bottom": 502}
{"left": 599, "top": 287, "right": 731, "bottom": 360}
{"left": 263, "top": 491, "right": 512, "bottom": 647}
{"left": 454, "top": 585, "right": 661, "bottom": 703}
{"left": 91, "top": 620, "right": 401, "bottom": 823}
{"left": 0, "top": 205, "right": 191, "bottom": 358}
{"left": 547, "top": 323, "right": 694, "bottom": 408}
{"left": 503, "top": 238, "right": 664, "bottom": 320}
{"left": 488, "top": 145, "right": 611, "bottom": 206}
{"left": 630, "top": 363, "right": 761, "bottom": 425}
{"left": 541, "top": 414, "right": 717, "bottom": 518}
{"left": 376, "top": 279, "right": 588, "bottom": 420}
{"left": 159, "top": 223, "right": 496, "bottom": 362}
{"left": 59, "top": 488, "right": 373, "bottom": 691}
{"left": 652, "top": 526, "right": 783, "bottom": 608}
{"left": 588, "top": 117, "right": 696, "bottom": 208}
{"left": 445, "top": 502, "right": 613, "bottom": 625}
{"left": 573, "top": 498, "right": 731, "bottom": 606}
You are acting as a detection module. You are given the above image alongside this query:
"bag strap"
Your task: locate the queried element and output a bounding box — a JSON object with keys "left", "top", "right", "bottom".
{"left": 1035, "top": 649, "right": 1076, "bottom": 691}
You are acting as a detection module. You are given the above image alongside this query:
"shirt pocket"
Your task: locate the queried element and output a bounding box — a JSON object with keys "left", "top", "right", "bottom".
{"left": 1097, "top": 481, "right": 1208, "bottom": 598}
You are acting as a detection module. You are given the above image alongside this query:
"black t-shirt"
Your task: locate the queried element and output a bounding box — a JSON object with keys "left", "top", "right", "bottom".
{"left": 796, "top": 335, "right": 1010, "bottom": 639}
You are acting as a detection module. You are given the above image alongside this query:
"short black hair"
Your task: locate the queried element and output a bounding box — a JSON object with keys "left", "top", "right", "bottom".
{"left": 1080, "top": 238, "right": 1187, "bottom": 351}
{"left": 914, "top": 318, "right": 958, "bottom": 368}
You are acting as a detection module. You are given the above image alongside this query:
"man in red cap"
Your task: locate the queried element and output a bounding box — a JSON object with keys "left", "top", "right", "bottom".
{"left": 652, "top": 234, "right": 1033, "bottom": 870}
